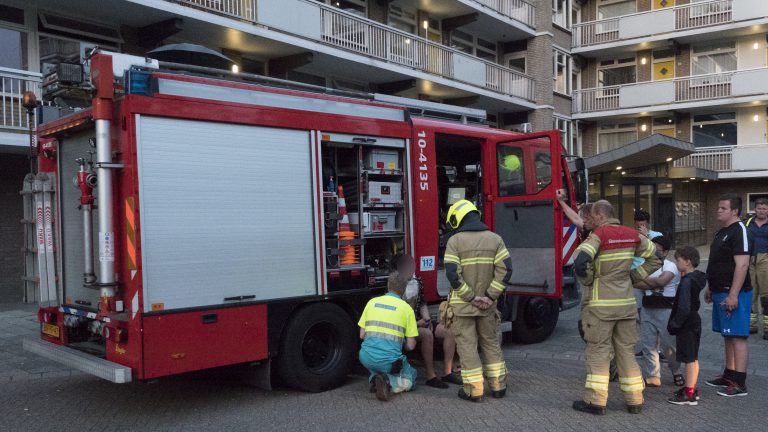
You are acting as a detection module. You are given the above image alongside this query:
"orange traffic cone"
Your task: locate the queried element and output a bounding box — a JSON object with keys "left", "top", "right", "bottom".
{"left": 337, "top": 186, "right": 359, "bottom": 266}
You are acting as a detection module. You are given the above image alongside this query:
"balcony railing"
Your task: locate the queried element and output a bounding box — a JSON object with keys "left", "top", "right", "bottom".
{"left": 674, "top": 145, "right": 733, "bottom": 172}
{"left": 573, "top": 68, "right": 767, "bottom": 114}
{"left": 171, "top": 0, "right": 535, "bottom": 101}
{"left": 1, "top": 68, "right": 42, "bottom": 131}
{"left": 176, "top": 0, "right": 257, "bottom": 21}
{"left": 471, "top": 0, "right": 536, "bottom": 28}
{"left": 674, "top": 144, "right": 768, "bottom": 173}
{"left": 573, "top": 0, "right": 734, "bottom": 48}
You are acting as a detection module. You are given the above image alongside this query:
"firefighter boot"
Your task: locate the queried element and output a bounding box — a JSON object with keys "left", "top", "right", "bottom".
{"left": 572, "top": 400, "right": 606, "bottom": 415}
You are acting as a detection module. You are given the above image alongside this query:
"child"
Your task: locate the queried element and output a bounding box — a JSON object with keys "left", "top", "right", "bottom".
{"left": 667, "top": 246, "right": 707, "bottom": 405}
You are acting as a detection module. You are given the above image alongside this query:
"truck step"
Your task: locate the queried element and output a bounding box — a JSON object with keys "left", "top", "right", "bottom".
{"left": 500, "top": 321, "right": 512, "bottom": 333}
{"left": 23, "top": 338, "right": 132, "bottom": 383}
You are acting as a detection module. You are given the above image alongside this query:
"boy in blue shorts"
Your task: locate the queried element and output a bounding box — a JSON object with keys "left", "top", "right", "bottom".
{"left": 704, "top": 194, "right": 752, "bottom": 397}
{"left": 667, "top": 246, "right": 707, "bottom": 405}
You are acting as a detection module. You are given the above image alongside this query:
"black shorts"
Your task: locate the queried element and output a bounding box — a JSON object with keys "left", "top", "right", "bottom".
{"left": 676, "top": 326, "right": 701, "bottom": 363}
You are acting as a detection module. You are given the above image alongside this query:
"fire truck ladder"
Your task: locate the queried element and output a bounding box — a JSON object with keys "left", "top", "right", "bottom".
{"left": 20, "top": 173, "right": 58, "bottom": 306}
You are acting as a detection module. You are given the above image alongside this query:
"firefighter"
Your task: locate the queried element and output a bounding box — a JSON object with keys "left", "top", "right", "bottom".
{"left": 443, "top": 199, "right": 513, "bottom": 402}
{"left": 572, "top": 200, "right": 662, "bottom": 415}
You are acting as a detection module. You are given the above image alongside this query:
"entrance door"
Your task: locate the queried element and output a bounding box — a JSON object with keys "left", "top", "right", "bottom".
{"left": 487, "top": 132, "right": 562, "bottom": 297}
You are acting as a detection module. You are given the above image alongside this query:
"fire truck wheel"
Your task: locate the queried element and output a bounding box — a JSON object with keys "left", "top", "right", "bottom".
{"left": 511, "top": 296, "right": 559, "bottom": 344}
{"left": 277, "top": 303, "right": 357, "bottom": 392}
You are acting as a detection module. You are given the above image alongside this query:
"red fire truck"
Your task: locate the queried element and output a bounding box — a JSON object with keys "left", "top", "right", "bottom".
{"left": 24, "top": 51, "right": 587, "bottom": 392}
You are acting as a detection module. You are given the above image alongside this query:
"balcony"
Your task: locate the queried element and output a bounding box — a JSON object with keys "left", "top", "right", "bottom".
{"left": 572, "top": 0, "right": 768, "bottom": 51}
{"left": 470, "top": 0, "right": 536, "bottom": 28}
{"left": 673, "top": 144, "right": 768, "bottom": 177}
{"left": 1, "top": 68, "right": 42, "bottom": 131}
{"left": 572, "top": 67, "right": 768, "bottom": 116}
{"left": 172, "top": 0, "right": 535, "bottom": 102}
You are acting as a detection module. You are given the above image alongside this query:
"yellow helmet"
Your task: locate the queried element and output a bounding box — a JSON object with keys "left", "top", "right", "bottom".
{"left": 446, "top": 199, "right": 478, "bottom": 229}
{"left": 500, "top": 154, "right": 521, "bottom": 172}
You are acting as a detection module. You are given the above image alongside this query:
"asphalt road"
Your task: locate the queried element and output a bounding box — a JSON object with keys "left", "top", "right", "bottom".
{"left": 2, "top": 301, "right": 768, "bottom": 432}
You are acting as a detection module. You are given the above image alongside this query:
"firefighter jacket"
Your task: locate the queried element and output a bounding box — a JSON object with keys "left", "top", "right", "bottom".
{"left": 575, "top": 218, "right": 661, "bottom": 321}
{"left": 444, "top": 213, "right": 513, "bottom": 316}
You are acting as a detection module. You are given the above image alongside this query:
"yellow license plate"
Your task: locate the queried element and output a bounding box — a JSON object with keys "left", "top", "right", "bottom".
{"left": 42, "top": 323, "right": 60, "bottom": 338}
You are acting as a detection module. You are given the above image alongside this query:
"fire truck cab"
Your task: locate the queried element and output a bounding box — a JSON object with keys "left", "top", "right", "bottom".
{"left": 23, "top": 51, "right": 587, "bottom": 392}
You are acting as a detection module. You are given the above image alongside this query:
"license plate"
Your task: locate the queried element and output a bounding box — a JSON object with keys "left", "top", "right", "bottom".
{"left": 42, "top": 323, "right": 60, "bottom": 338}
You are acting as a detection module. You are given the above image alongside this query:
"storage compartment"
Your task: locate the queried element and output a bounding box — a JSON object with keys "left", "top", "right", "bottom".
{"left": 350, "top": 211, "right": 398, "bottom": 234}
{"left": 365, "top": 149, "right": 400, "bottom": 171}
{"left": 367, "top": 181, "right": 402, "bottom": 204}
{"left": 369, "top": 211, "right": 398, "bottom": 233}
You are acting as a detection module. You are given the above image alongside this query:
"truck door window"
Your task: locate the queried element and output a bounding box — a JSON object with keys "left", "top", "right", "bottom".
{"left": 534, "top": 148, "right": 552, "bottom": 193}
{"left": 497, "top": 144, "right": 525, "bottom": 197}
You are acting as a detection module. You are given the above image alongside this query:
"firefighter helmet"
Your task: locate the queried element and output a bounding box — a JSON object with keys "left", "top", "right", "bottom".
{"left": 500, "top": 154, "right": 521, "bottom": 172}
{"left": 446, "top": 199, "right": 478, "bottom": 229}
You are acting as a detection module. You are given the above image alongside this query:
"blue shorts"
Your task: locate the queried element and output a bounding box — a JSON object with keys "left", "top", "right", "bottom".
{"left": 712, "top": 291, "right": 752, "bottom": 337}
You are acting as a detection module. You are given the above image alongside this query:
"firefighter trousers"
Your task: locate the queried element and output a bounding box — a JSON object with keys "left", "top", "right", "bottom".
{"left": 750, "top": 253, "right": 768, "bottom": 331}
{"left": 582, "top": 310, "right": 644, "bottom": 407}
{"left": 452, "top": 313, "right": 506, "bottom": 397}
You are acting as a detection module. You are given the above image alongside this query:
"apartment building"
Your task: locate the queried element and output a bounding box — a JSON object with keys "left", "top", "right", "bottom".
{"left": 0, "top": 0, "right": 582, "bottom": 301}
{"left": 5, "top": 0, "right": 762, "bottom": 300}
{"left": 571, "top": 0, "right": 768, "bottom": 246}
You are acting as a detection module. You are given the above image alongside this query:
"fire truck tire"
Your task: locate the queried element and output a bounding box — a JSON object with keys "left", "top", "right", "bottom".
{"left": 277, "top": 303, "right": 357, "bottom": 392}
{"left": 511, "top": 296, "right": 559, "bottom": 344}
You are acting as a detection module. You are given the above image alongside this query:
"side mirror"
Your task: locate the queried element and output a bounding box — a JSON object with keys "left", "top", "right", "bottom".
{"left": 574, "top": 158, "right": 588, "bottom": 205}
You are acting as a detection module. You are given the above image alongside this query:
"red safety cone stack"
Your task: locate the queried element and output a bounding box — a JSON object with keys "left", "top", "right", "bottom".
{"left": 337, "top": 186, "right": 359, "bottom": 266}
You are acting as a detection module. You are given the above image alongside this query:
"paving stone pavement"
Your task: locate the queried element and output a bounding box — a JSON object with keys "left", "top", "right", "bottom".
{"left": 1, "top": 301, "right": 767, "bottom": 431}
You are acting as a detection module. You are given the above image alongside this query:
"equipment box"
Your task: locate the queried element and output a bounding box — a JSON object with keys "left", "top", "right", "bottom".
{"left": 365, "top": 149, "right": 399, "bottom": 171}
{"left": 369, "top": 211, "right": 398, "bottom": 233}
{"left": 350, "top": 211, "right": 398, "bottom": 234}
{"left": 367, "top": 181, "right": 402, "bottom": 204}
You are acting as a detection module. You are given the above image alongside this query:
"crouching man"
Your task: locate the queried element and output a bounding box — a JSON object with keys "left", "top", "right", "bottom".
{"left": 358, "top": 271, "right": 419, "bottom": 401}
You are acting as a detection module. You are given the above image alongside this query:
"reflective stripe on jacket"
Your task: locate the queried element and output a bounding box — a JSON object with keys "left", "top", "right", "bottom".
{"left": 576, "top": 218, "right": 662, "bottom": 320}
{"left": 444, "top": 230, "right": 511, "bottom": 316}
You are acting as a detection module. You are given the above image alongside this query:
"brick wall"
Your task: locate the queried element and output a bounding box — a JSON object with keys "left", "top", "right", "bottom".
{"left": 582, "top": 0, "right": 597, "bottom": 21}
{"left": 583, "top": 58, "right": 597, "bottom": 88}
{"left": 0, "top": 155, "right": 27, "bottom": 304}
{"left": 582, "top": 122, "right": 598, "bottom": 156}
{"left": 637, "top": 50, "right": 652, "bottom": 82}
{"left": 637, "top": 0, "right": 652, "bottom": 13}
{"left": 638, "top": 116, "right": 652, "bottom": 139}
{"left": 677, "top": 113, "right": 692, "bottom": 141}
{"left": 677, "top": 45, "right": 691, "bottom": 77}
{"left": 528, "top": 35, "right": 554, "bottom": 106}
{"left": 529, "top": 108, "right": 554, "bottom": 133}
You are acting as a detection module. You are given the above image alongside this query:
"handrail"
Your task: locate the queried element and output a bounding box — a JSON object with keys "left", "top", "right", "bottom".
{"left": 573, "top": 0, "right": 733, "bottom": 48}
{"left": 172, "top": 0, "right": 535, "bottom": 101}
{"left": 1, "top": 70, "right": 42, "bottom": 130}
{"left": 471, "top": 0, "right": 536, "bottom": 28}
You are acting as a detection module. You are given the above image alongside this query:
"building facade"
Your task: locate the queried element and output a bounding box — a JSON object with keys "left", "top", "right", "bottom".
{"left": 0, "top": 0, "right": 765, "bottom": 300}
{"left": 572, "top": 0, "right": 768, "bottom": 247}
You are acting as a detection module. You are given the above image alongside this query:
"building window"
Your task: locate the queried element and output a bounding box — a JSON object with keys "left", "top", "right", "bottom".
{"left": 387, "top": 3, "right": 416, "bottom": 34}
{"left": 598, "top": 58, "right": 636, "bottom": 87}
{"left": 692, "top": 41, "right": 736, "bottom": 76}
{"left": 571, "top": 2, "right": 582, "bottom": 27}
{"left": 598, "top": 0, "right": 636, "bottom": 20}
{"left": 598, "top": 122, "right": 636, "bottom": 152}
{"left": 0, "top": 25, "right": 28, "bottom": 70}
{"left": 553, "top": 0, "right": 572, "bottom": 29}
{"left": 554, "top": 117, "right": 580, "bottom": 155}
{"left": 692, "top": 113, "right": 737, "bottom": 147}
{"left": 328, "top": 0, "right": 367, "bottom": 17}
{"left": 652, "top": 116, "right": 676, "bottom": 137}
{"left": 554, "top": 49, "right": 572, "bottom": 95}
{"left": 571, "top": 62, "right": 581, "bottom": 93}
{"left": 504, "top": 52, "right": 526, "bottom": 73}
{"left": 450, "top": 30, "right": 496, "bottom": 62}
